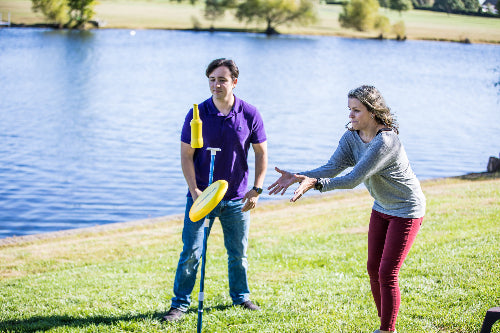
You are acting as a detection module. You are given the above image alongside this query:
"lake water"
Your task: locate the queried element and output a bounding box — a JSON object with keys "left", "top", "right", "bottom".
{"left": 1, "top": 28, "right": 499, "bottom": 239}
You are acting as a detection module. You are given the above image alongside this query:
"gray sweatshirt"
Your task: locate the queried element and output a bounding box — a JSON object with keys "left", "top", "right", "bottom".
{"left": 301, "top": 130, "right": 426, "bottom": 219}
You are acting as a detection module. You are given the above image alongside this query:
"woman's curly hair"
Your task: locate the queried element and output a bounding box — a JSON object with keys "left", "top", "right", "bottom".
{"left": 347, "top": 85, "right": 399, "bottom": 134}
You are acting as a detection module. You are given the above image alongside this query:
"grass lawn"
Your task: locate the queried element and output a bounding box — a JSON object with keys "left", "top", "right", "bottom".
{"left": 1, "top": 0, "right": 500, "bottom": 43}
{"left": 1, "top": 174, "right": 499, "bottom": 332}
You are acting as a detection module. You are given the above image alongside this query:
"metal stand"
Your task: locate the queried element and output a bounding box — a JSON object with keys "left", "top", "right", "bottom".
{"left": 197, "top": 147, "right": 220, "bottom": 333}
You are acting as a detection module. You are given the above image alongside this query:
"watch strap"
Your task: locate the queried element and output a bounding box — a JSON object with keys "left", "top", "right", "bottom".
{"left": 314, "top": 178, "right": 323, "bottom": 191}
{"left": 252, "top": 186, "right": 263, "bottom": 194}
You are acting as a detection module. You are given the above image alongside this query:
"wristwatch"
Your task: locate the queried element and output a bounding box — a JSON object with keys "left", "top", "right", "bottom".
{"left": 314, "top": 178, "right": 323, "bottom": 191}
{"left": 252, "top": 186, "right": 263, "bottom": 195}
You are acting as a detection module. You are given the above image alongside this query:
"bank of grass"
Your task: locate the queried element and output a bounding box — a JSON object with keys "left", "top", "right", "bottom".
{"left": 1, "top": 0, "right": 500, "bottom": 43}
{"left": 0, "top": 174, "right": 499, "bottom": 332}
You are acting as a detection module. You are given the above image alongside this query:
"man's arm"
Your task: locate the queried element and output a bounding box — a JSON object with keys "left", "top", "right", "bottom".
{"left": 252, "top": 141, "right": 268, "bottom": 189}
{"left": 241, "top": 141, "right": 268, "bottom": 212}
{"left": 180, "top": 142, "right": 202, "bottom": 201}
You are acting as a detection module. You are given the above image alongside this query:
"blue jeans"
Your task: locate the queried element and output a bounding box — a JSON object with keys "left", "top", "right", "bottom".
{"left": 171, "top": 197, "right": 251, "bottom": 311}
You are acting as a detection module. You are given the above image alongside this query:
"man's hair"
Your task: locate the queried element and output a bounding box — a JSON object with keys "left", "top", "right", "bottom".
{"left": 205, "top": 58, "right": 239, "bottom": 80}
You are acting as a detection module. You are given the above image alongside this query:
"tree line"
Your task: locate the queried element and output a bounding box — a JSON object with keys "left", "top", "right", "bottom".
{"left": 31, "top": 0, "right": 318, "bottom": 33}
{"left": 32, "top": 0, "right": 499, "bottom": 34}
{"left": 332, "top": 0, "right": 499, "bottom": 16}
{"left": 32, "top": 0, "right": 96, "bottom": 29}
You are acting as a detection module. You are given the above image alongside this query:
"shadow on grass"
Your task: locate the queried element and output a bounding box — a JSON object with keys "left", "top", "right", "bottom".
{"left": 0, "top": 312, "right": 160, "bottom": 332}
{"left": 0, "top": 305, "right": 235, "bottom": 332}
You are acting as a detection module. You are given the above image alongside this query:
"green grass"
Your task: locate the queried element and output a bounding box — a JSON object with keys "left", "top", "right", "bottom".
{"left": 1, "top": 0, "right": 500, "bottom": 43}
{"left": 1, "top": 174, "right": 499, "bottom": 332}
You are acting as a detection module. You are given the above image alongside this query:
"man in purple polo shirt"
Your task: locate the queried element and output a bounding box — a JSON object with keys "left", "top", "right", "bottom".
{"left": 162, "top": 58, "right": 268, "bottom": 322}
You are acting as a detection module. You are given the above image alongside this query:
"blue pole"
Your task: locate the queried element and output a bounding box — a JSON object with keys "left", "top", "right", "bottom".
{"left": 208, "top": 152, "right": 216, "bottom": 184}
{"left": 197, "top": 221, "right": 210, "bottom": 333}
{"left": 197, "top": 147, "right": 220, "bottom": 333}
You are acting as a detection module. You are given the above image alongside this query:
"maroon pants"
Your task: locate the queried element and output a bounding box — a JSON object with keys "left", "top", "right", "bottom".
{"left": 367, "top": 209, "right": 423, "bottom": 331}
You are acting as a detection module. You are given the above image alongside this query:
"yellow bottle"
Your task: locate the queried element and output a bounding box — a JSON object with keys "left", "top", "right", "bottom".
{"left": 191, "top": 104, "right": 203, "bottom": 148}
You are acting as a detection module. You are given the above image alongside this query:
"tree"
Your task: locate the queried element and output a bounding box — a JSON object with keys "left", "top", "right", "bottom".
{"left": 461, "top": 0, "right": 479, "bottom": 11}
{"left": 392, "top": 19, "right": 406, "bottom": 39}
{"left": 67, "top": 0, "right": 96, "bottom": 29}
{"left": 339, "top": 0, "right": 384, "bottom": 31}
{"left": 235, "top": 0, "right": 317, "bottom": 35}
{"left": 432, "top": 0, "right": 465, "bottom": 13}
{"left": 432, "top": 0, "right": 479, "bottom": 13}
{"left": 375, "top": 14, "right": 390, "bottom": 37}
{"left": 31, "top": 0, "right": 68, "bottom": 28}
{"left": 378, "top": 0, "right": 390, "bottom": 8}
{"left": 411, "top": 0, "right": 432, "bottom": 6}
{"left": 204, "top": 0, "right": 236, "bottom": 29}
{"left": 389, "top": 0, "right": 413, "bottom": 14}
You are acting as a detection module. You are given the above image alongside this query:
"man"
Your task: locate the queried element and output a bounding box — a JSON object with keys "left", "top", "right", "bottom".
{"left": 163, "top": 58, "right": 268, "bottom": 322}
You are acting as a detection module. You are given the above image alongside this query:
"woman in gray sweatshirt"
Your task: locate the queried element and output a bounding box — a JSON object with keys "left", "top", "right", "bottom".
{"left": 268, "top": 85, "right": 425, "bottom": 333}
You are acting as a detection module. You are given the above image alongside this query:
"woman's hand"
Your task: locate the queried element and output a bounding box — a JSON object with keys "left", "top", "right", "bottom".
{"left": 268, "top": 166, "right": 311, "bottom": 196}
{"left": 290, "top": 176, "right": 316, "bottom": 202}
{"left": 268, "top": 167, "right": 317, "bottom": 202}
{"left": 268, "top": 167, "right": 300, "bottom": 195}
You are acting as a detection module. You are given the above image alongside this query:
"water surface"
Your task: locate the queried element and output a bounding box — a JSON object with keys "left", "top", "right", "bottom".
{"left": 1, "top": 28, "right": 499, "bottom": 238}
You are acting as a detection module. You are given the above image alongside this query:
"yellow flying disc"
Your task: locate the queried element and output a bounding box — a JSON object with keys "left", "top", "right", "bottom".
{"left": 189, "top": 180, "right": 228, "bottom": 222}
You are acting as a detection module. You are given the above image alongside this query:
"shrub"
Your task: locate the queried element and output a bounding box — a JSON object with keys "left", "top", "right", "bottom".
{"left": 392, "top": 19, "right": 406, "bottom": 39}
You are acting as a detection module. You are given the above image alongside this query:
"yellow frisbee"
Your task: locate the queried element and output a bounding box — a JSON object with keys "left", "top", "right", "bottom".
{"left": 189, "top": 180, "right": 228, "bottom": 222}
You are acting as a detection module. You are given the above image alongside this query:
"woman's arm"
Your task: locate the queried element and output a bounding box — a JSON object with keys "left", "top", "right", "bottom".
{"left": 321, "top": 134, "right": 397, "bottom": 191}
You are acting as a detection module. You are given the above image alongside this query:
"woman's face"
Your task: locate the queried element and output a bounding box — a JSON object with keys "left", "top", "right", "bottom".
{"left": 208, "top": 66, "right": 237, "bottom": 101}
{"left": 348, "top": 97, "right": 374, "bottom": 131}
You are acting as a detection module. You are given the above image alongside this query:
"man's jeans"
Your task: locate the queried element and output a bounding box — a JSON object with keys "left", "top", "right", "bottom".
{"left": 171, "top": 197, "right": 251, "bottom": 311}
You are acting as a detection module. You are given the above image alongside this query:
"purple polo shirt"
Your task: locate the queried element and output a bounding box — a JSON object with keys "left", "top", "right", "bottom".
{"left": 181, "top": 96, "right": 267, "bottom": 201}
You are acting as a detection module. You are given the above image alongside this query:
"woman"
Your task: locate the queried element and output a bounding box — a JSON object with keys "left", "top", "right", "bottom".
{"left": 268, "top": 85, "right": 425, "bottom": 333}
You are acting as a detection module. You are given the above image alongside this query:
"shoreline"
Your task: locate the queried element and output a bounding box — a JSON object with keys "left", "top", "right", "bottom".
{"left": 4, "top": 23, "right": 499, "bottom": 45}
{"left": 1, "top": 171, "right": 498, "bottom": 247}
{"left": 2, "top": 0, "right": 500, "bottom": 44}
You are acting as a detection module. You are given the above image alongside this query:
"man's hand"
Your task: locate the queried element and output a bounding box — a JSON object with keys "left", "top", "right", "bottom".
{"left": 241, "top": 189, "right": 260, "bottom": 212}
{"left": 190, "top": 188, "right": 203, "bottom": 202}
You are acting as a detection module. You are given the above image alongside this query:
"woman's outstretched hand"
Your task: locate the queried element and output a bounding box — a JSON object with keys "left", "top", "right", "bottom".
{"left": 290, "top": 177, "right": 316, "bottom": 202}
{"left": 268, "top": 167, "right": 317, "bottom": 202}
{"left": 268, "top": 167, "right": 300, "bottom": 196}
